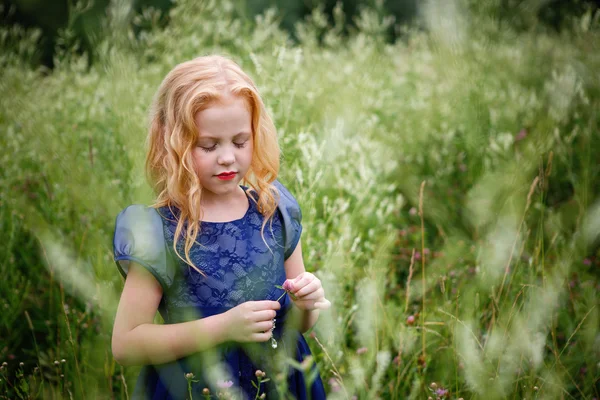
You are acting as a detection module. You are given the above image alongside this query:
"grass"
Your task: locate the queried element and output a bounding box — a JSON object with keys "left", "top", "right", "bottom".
{"left": 1, "top": 0, "right": 599, "bottom": 398}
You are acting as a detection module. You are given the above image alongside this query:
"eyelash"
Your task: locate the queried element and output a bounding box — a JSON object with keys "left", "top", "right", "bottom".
{"left": 199, "top": 141, "right": 248, "bottom": 153}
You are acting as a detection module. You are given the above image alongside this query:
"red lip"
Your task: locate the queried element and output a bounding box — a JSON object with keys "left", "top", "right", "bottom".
{"left": 217, "top": 171, "right": 237, "bottom": 180}
{"left": 217, "top": 171, "right": 236, "bottom": 177}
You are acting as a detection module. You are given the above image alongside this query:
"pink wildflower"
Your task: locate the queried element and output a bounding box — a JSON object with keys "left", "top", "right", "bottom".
{"left": 356, "top": 347, "right": 368, "bottom": 355}
{"left": 217, "top": 380, "right": 233, "bottom": 389}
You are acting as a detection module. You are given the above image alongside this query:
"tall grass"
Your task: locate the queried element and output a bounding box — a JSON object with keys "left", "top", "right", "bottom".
{"left": 1, "top": 0, "right": 599, "bottom": 398}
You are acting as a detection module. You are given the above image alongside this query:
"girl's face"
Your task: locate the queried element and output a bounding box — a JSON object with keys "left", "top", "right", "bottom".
{"left": 193, "top": 93, "right": 253, "bottom": 202}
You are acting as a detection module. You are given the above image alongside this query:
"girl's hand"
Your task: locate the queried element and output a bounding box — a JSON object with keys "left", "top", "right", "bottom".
{"left": 283, "top": 272, "right": 331, "bottom": 311}
{"left": 223, "top": 301, "right": 280, "bottom": 343}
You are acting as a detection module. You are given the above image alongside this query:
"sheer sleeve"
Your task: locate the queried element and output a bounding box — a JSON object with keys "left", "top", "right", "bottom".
{"left": 273, "top": 180, "right": 303, "bottom": 260}
{"left": 113, "top": 205, "right": 174, "bottom": 292}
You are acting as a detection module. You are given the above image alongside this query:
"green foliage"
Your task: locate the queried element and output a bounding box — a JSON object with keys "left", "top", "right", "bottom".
{"left": 1, "top": 0, "right": 599, "bottom": 398}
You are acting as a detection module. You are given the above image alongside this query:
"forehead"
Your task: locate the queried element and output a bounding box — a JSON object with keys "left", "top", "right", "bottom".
{"left": 194, "top": 95, "right": 252, "bottom": 138}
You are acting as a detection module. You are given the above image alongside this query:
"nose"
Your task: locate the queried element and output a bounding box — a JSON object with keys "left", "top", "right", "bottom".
{"left": 217, "top": 146, "right": 235, "bottom": 166}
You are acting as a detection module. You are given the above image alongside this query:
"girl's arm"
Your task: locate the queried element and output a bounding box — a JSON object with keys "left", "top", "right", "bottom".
{"left": 283, "top": 240, "right": 321, "bottom": 333}
{"left": 111, "top": 263, "right": 230, "bottom": 366}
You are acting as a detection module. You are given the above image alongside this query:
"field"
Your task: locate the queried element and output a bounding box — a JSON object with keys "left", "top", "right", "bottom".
{"left": 1, "top": 0, "right": 599, "bottom": 398}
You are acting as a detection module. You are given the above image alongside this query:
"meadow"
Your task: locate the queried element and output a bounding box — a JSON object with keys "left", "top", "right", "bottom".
{"left": 1, "top": 0, "right": 599, "bottom": 398}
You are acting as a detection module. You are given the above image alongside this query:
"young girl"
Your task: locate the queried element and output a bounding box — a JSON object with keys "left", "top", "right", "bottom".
{"left": 111, "top": 55, "right": 331, "bottom": 400}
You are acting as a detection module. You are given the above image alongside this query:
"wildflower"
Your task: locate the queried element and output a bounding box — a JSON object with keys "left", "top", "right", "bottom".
{"left": 583, "top": 258, "right": 592, "bottom": 266}
{"left": 533, "top": 386, "right": 539, "bottom": 391}
{"left": 61, "top": 359, "right": 66, "bottom": 363}
{"left": 430, "top": 382, "right": 437, "bottom": 389}
{"left": 19, "top": 362, "right": 24, "bottom": 367}
{"left": 409, "top": 207, "right": 417, "bottom": 216}
{"left": 406, "top": 315, "right": 415, "bottom": 325}
{"left": 54, "top": 361, "right": 60, "bottom": 366}
{"left": 1, "top": 362, "right": 6, "bottom": 367}
{"left": 255, "top": 370, "right": 263, "bottom": 378}
{"left": 202, "top": 388, "right": 210, "bottom": 395}
{"left": 185, "top": 372, "right": 195, "bottom": 380}
{"left": 217, "top": 380, "right": 234, "bottom": 389}
{"left": 514, "top": 128, "right": 527, "bottom": 142}
{"left": 356, "top": 347, "right": 368, "bottom": 355}
{"left": 328, "top": 378, "right": 341, "bottom": 393}
{"left": 435, "top": 388, "right": 448, "bottom": 397}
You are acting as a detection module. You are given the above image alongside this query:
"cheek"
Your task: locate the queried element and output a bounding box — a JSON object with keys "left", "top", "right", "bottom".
{"left": 191, "top": 149, "right": 209, "bottom": 171}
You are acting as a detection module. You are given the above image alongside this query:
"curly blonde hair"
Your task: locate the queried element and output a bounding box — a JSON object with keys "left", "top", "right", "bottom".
{"left": 145, "top": 55, "right": 280, "bottom": 276}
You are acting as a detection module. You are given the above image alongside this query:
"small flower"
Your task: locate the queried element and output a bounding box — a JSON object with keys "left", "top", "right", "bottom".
{"left": 409, "top": 207, "right": 417, "bottom": 216}
{"left": 583, "top": 258, "right": 592, "bottom": 266}
{"left": 259, "top": 394, "right": 266, "bottom": 399}
{"left": 255, "top": 370, "right": 263, "bottom": 378}
{"left": 435, "top": 388, "right": 448, "bottom": 397}
{"left": 19, "top": 362, "right": 24, "bottom": 367}
{"left": 406, "top": 315, "right": 415, "bottom": 325}
{"left": 217, "top": 379, "right": 234, "bottom": 389}
{"left": 202, "top": 388, "right": 210, "bottom": 395}
{"left": 1, "top": 362, "right": 7, "bottom": 367}
{"left": 61, "top": 359, "right": 66, "bottom": 363}
{"left": 54, "top": 361, "right": 60, "bottom": 366}
{"left": 185, "top": 372, "right": 195, "bottom": 380}
{"left": 430, "top": 382, "right": 437, "bottom": 389}
{"left": 515, "top": 128, "right": 527, "bottom": 142}
{"left": 328, "top": 378, "right": 341, "bottom": 393}
{"left": 533, "top": 386, "right": 539, "bottom": 391}
{"left": 356, "top": 347, "right": 368, "bottom": 355}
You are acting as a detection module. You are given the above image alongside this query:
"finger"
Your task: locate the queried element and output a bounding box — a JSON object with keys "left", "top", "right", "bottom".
{"left": 254, "top": 320, "right": 275, "bottom": 332}
{"left": 253, "top": 309, "right": 277, "bottom": 322}
{"left": 290, "top": 273, "right": 314, "bottom": 293}
{"left": 295, "top": 280, "right": 321, "bottom": 298}
{"left": 251, "top": 331, "right": 273, "bottom": 343}
{"left": 314, "top": 298, "right": 332, "bottom": 309}
{"left": 254, "top": 300, "right": 281, "bottom": 311}
{"left": 293, "top": 299, "right": 315, "bottom": 310}
{"left": 296, "top": 287, "right": 324, "bottom": 301}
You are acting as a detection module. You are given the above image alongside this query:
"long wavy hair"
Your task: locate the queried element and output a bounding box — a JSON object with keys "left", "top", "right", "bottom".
{"left": 145, "top": 55, "right": 280, "bottom": 276}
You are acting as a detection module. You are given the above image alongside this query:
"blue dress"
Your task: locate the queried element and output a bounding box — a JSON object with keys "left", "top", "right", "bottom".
{"left": 113, "top": 181, "right": 327, "bottom": 400}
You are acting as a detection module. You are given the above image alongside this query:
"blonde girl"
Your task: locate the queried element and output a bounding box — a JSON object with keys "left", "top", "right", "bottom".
{"left": 111, "top": 55, "right": 330, "bottom": 399}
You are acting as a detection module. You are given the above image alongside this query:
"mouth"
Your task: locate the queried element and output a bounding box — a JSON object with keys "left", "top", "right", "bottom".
{"left": 216, "top": 171, "right": 237, "bottom": 180}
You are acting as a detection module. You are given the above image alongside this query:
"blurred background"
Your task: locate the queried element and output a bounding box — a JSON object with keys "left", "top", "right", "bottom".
{"left": 1, "top": 0, "right": 599, "bottom": 398}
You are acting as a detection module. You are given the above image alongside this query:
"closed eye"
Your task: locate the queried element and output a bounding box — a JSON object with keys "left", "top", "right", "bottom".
{"left": 199, "top": 144, "right": 217, "bottom": 153}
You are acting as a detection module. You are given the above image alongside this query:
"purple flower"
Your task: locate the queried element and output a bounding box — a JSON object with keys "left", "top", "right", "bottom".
{"left": 515, "top": 128, "right": 527, "bottom": 142}
{"left": 435, "top": 388, "right": 448, "bottom": 397}
{"left": 356, "top": 347, "right": 368, "bottom": 355}
{"left": 583, "top": 258, "right": 592, "bottom": 266}
{"left": 217, "top": 380, "right": 233, "bottom": 389}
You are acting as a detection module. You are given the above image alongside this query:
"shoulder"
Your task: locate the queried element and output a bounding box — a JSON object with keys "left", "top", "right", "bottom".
{"left": 114, "top": 205, "right": 165, "bottom": 248}
{"left": 272, "top": 180, "right": 302, "bottom": 220}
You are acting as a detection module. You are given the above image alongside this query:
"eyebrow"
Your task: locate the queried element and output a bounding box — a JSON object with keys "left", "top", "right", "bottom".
{"left": 197, "top": 132, "right": 251, "bottom": 140}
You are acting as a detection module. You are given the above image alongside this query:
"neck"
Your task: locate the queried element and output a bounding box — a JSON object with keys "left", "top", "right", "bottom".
{"left": 200, "top": 186, "right": 244, "bottom": 209}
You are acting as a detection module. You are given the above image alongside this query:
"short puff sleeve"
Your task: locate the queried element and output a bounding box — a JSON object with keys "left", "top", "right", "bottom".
{"left": 273, "top": 180, "right": 303, "bottom": 260}
{"left": 113, "top": 205, "right": 174, "bottom": 292}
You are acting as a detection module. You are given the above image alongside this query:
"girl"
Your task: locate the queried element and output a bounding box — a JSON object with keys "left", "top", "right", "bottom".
{"left": 112, "top": 55, "right": 331, "bottom": 399}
